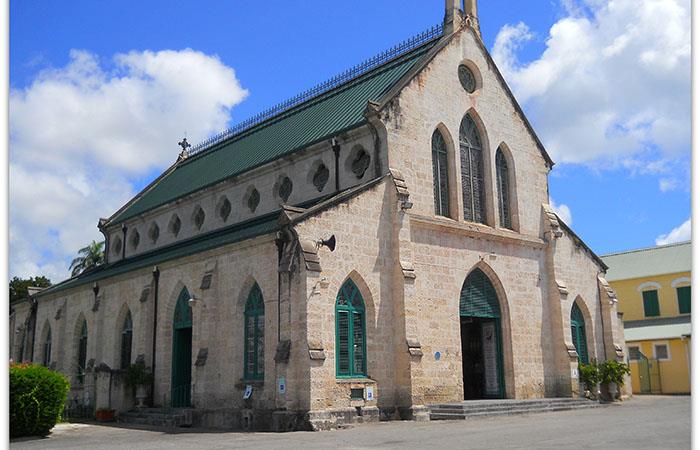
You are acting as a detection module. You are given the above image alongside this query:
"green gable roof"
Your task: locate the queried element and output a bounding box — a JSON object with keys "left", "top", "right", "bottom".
{"left": 601, "top": 241, "right": 691, "bottom": 282}
{"left": 109, "top": 38, "right": 440, "bottom": 224}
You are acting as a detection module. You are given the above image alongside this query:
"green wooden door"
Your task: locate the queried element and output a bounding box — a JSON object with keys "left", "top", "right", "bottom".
{"left": 171, "top": 288, "right": 193, "bottom": 407}
{"left": 460, "top": 269, "right": 505, "bottom": 399}
{"left": 570, "top": 303, "right": 589, "bottom": 365}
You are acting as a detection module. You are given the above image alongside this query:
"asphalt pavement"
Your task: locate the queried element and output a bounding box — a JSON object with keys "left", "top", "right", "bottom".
{"left": 10, "top": 395, "right": 690, "bottom": 450}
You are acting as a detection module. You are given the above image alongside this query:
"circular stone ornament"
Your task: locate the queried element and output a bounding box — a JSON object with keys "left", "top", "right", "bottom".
{"left": 458, "top": 64, "right": 477, "bottom": 93}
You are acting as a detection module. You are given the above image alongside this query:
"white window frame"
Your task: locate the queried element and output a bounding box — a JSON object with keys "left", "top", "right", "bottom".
{"left": 627, "top": 345, "right": 641, "bottom": 363}
{"left": 652, "top": 341, "right": 671, "bottom": 361}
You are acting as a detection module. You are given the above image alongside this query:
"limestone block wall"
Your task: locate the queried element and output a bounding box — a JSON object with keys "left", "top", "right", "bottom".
{"left": 551, "top": 230, "right": 607, "bottom": 365}
{"left": 293, "top": 179, "right": 399, "bottom": 413}
{"left": 105, "top": 126, "right": 378, "bottom": 263}
{"left": 32, "top": 231, "right": 289, "bottom": 413}
{"left": 10, "top": 300, "right": 32, "bottom": 362}
{"left": 407, "top": 219, "right": 550, "bottom": 402}
{"left": 381, "top": 26, "right": 549, "bottom": 238}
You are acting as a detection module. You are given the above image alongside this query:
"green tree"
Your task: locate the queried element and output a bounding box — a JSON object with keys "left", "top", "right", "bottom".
{"left": 69, "top": 240, "right": 105, "bottom": 276}
{"left": 9, "top": 276, "right": 51, "bottom": 303}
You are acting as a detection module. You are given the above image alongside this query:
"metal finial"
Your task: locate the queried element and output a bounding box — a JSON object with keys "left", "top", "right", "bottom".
{"left": 178, "top": 137, "right": 191, "bottom": 152}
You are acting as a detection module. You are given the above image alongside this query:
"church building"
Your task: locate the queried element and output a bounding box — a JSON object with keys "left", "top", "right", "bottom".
{"left": 10, "top": 0, "right": 628, "bottom": 430}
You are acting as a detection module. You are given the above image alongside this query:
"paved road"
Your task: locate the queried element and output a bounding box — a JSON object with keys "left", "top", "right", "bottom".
{"left": 11, "top": 396, "right": 690, "bottom": 450}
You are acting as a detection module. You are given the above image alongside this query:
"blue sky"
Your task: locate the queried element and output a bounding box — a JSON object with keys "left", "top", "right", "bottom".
{"left": 9, "top": 0, "right": 691, "bottom": 281}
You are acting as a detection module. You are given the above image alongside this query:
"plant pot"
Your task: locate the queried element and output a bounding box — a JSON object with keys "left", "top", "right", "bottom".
{"left": 607, "top": 382, "right": 618, "bottom": 400}
{"left": 95, "top": 409, "right": 115, "bottom": 422}
{"left": 135, "top": 384, "right": 148, "bottom": 408}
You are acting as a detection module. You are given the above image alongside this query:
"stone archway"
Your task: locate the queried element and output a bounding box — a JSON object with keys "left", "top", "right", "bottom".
{"left": 459, "top": 268, "right": 505, "bottom": 399}
{"left": 171, "top": 287, "right": 193, "bottom": 407}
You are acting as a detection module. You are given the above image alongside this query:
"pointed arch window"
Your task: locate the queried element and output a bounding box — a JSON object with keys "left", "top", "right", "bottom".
{"left": 120, "top": 311, "right": 133, "bottom": 369}
{"left": 244, "top": 284, "right": 265, "bottom": 380}
{"left": 432, "top": 129, "right": 450, "bottom": 217}
{"left": 43, "top": 326, "right": 52, "bottom": 367}
{"left": 336, "top": 279, "right": 367, "bottom": 377}
{"left": 571, "top": 303, "right": 589, "bottom": 364}
{"left": 460, "top": 115, "right": 486, "bottom": 224}
{"left": 77, "top": 320, "right": 88, "bottom": 384}
{"left": 495, "top": 148, "right": 512, "bottom": 229}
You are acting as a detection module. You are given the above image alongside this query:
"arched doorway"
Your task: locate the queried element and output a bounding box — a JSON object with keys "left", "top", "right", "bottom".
{"left": 460, "top": 269, "right": 505, "bottom": 399}
{"left": 171, "top": 288, "right": 193, "bottom": 407}
{"left": 570, "top": 303, "right": 589, "bottom": 364}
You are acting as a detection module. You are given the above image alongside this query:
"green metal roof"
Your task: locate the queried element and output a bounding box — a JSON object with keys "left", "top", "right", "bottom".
{"left": 110, "top": 38, "right": 439, "bottom": 224}
{"left": 37, "top": 212, "right": 280, "bottom": 298}
{"left": 601, "top": 241, "right": 691, "bottom": 282}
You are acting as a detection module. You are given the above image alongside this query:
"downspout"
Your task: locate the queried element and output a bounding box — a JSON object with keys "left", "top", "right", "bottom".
{"left": 597, "top": 272, "right": 608, "bottom": 361}
{"left": 275, "top": 235, "right": 283, "bottom": 343}
{"left": 29, "top": 297, "right": 37, "bottom": 362}
{"left": 121, "top": 223, "right": 127, "bottom": 260}
{"left": 150, "top": 266, "right": 160, "bottom": 406}
{"left": 332, "top": 138, "right": 341, "bottom": 194}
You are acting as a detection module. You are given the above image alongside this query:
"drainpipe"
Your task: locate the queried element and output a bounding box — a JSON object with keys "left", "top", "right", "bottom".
{"left": 150, "top": 266, "right": 160, "bottom": 406}
{"left": 29, "top": 297, "right": 38, "bottom": 362}
{"left": 121, "top": 224, "right": 127, "bottom": 260}
{"left": 332, "top": 138, "right": 341, "bottom": 193}
{"left": 597, "top": 272, "right": 607, "bottom": 361}
{"left": 275, "top": 235, "right": 283, "bottom": 343}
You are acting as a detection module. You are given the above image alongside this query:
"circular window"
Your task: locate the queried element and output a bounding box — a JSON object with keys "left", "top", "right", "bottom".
{"left": 148, "top": 222, "right": 160, "bottom": 244}
{"left": 277, "top": 176, "right": 293, "bottom": 202}
{"left": 247, "top": 188, "right": 260, "bottom": 213}
{"left": 312, "top": 163, "right": 330, "bottom": 192}
{"left": 168, "top": 214, "right": 181, "bottom": 237}
{"left": 218, "top": 196, "right": 232, "bottom": 222}
{"left": 192, "top": 206, "right": 206, "bottom": 230}
{"left": 458, "top": 64, "right": 477, "bottom": 93}
{"left": 112, "top": 236, "right": 123, "bottom": 256}
{"left": 130, "top": 230, "right": 140, "bottom": 250}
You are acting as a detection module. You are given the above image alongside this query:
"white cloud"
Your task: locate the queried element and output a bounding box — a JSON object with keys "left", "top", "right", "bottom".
{"left": 549, "top": 197, "right": 573, "bottom": 225}
{"left": 492, "top": 0, "right": 690, "bottom": 165}
{"left": 10, "top": 49, "right": 248, "bottom": 281}
{"left": 655, "top": 218, "right": 691, "bottom": 245}
{"left": 658, "top": 178, "right": 680, "bottom": 192}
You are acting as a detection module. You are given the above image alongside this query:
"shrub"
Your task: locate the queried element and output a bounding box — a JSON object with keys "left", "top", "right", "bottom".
{"left": 578, "top": 361, "right": 600, "bottom": 391}
{"left": 598, "top": 359, "right": 631, "bottom": 387}
{"left": 10, "top": 363, "right": 69, "bottom": 438}
{"left": 125, "top": 361, "right": 154, "bottom": 388}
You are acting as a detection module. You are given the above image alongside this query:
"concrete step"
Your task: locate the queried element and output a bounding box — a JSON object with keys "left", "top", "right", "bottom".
{"left": 119, "top": 408, "right": 193, "bottom": 428}
{"left": 428, "top": 398, "right": 603, "bottom": 421}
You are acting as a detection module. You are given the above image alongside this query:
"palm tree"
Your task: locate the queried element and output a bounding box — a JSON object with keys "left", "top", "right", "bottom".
{"left": 69, "top": 241, "right": 105, "bottom": 276}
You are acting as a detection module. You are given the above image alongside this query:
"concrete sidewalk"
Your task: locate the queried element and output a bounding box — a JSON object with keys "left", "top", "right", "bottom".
{"left": 11, "top": 396, "right": 690, "bottom": 450}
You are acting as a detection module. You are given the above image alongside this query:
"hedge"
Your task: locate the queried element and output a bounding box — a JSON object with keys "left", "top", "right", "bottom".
{"left": 10, "top": 363, "right": 69, "bottom": 438}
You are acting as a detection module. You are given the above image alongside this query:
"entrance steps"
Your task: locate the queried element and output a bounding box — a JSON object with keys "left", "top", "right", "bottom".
{"left": 118, "top": 407, "right": 194, "bottom": 428}
{"left": 428, "top": 397, "right": 602, "bottom": 420}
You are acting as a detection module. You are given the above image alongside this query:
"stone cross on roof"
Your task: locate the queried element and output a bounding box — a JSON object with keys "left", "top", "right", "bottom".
{"left": 177, "top": 137, "right": 191, "bottom": 161}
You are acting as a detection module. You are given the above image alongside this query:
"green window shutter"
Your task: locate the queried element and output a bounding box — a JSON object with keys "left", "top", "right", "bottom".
{"left": 460, "top": 269, "right": 500, "bottom": 319}
{"left": 244, "top": 284, "right": 265, "bottom": 380}
{"left": 336, "top": 280, "right": 366, "bottom": 377}
{"left": 78, "top": 320, "right": 88, "bottom": 384}
{"left": 459, "top": 115, "right": 486, "bottom": 224}
{"left": 337, "top": 311, "right": 350, "bottom": 375}
{"left": 570, "top": 303, "right": 589, "bottom": 365}
{"left": 677, "top": 286, "right": 691, "bottom": 314}
{"left": 43, "top": 328, "right": 52, "bottom": 367}
{"left": 432, "top": 130, "right": 450, "bottom": 217}
{"left": 642, "top": 290, "right": 660, "bottom": 317}
{"left": 496, "top": 148, "right": 511, "bottom": 230}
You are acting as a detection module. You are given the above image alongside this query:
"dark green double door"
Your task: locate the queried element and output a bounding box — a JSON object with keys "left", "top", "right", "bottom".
{"left": 171, "top": 289, "right": 192, "bottom": 407}
{"left": 460, "top": 269, "right": 505, "bottom": 400}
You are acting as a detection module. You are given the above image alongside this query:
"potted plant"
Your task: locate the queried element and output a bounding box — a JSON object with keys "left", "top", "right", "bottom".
{"left": 125, "top": 361, "right": 154, "bottom": 408}
{"left": 95, "top": 408, "right": 115, "bottom": 422}
{"left": 578, "top": 361, "right": 600, "bottom": 399}
{"left": 598, "top": 359, "right": 630, "bottom": 401}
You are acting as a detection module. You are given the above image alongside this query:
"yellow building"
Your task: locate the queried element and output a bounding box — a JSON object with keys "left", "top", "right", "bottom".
{"left": 602, "top": 241, "right": 691, "bottom": 394}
